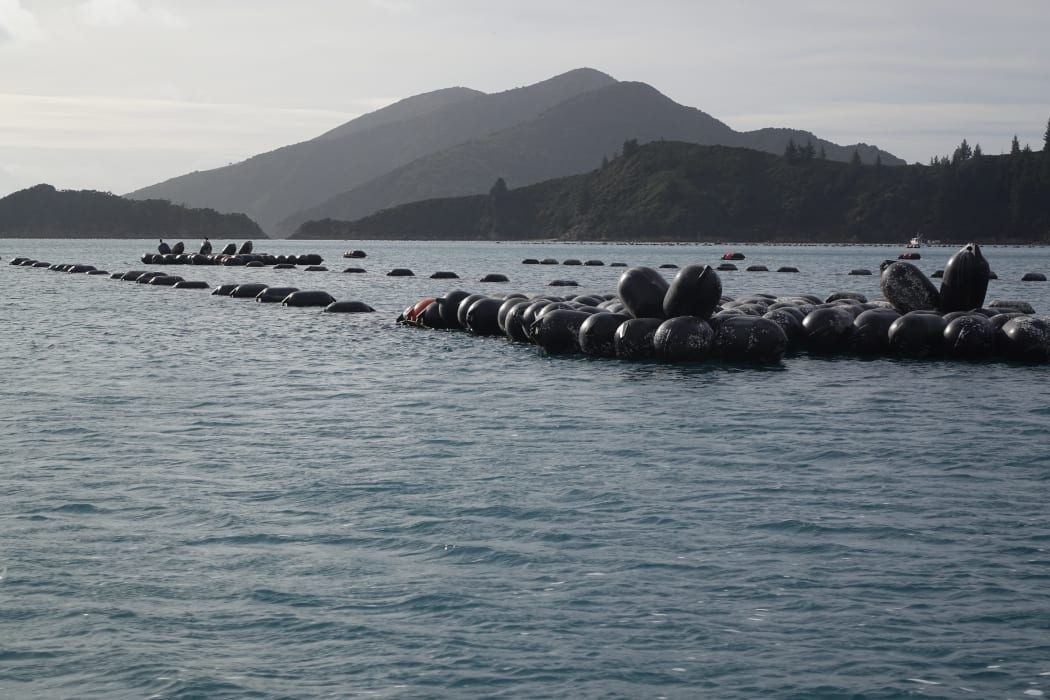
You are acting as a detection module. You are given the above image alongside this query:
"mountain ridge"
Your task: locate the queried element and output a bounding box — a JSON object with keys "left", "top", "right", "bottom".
{"left": 277, "top": 81, "right": 903, "bottom": 235}
{"left": 127, "top": 68, "right": 905, "bottom": 237}
{"left": 126, "top": 68, "right": 619, "bottom": 232}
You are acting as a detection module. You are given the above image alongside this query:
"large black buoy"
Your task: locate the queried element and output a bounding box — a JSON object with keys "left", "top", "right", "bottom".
{"left": 939, "top": 242, "right": 990, "bottom": 312}
{"left": 662, "top": 264, "right": 722, "bottom": 320}
{"left": 617, "top": 267, "right": 669, "bottom": 319}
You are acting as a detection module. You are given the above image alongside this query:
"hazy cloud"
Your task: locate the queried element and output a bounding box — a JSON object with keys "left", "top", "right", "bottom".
{"left": 78, "top": 0, "right": 184, "bottom": 28}
{"left": 0, "top": 91, "right": 356, "bottom": 193}
{"left": 1, "top": 1, "right": 1047, "bottom": 197}
{"left": 0, "top": 93, "right": 354, "bottom": 151}
{"left": 0, "top": 0, "right": 40, "bottom": 44}
{"left": 366, "top": 0, "right": 416, "bottom": 14}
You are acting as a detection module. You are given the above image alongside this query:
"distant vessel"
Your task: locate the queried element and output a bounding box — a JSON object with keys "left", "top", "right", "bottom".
{"left": 907, "top": 235, "right": 922, "bottom": 248}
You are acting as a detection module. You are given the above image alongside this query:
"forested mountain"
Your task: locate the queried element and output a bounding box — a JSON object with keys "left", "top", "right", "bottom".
{"left": 126, "top": 68, "right": 902, "bottom": 236}
{"left": 0, "top": 184, "right": 264, "bottom": 238}
{"left": 292, "top": 139, "right": 1050, "bottom": 243}
{"left": 126, "top": 68, "right": 619, "bottom": 232}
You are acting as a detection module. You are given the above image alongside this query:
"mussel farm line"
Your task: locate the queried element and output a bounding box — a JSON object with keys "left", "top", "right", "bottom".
{"left": 398, "top": 243, "right": 1050, "bottom": 364}
{"left": 6, "top": 257, "right": 375, "bottom": 313}
{"left": 8, "top": 242, "right": 1050, "bottom": 364}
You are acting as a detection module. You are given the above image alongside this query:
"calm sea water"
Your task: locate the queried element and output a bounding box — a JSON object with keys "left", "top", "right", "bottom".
{"left": 2, "top": 239, "right": 1050, "bottom": 699}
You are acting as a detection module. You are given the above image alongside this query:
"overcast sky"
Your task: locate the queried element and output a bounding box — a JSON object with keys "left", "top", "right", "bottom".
{"left": 2, "top": 0, "right": 1048, "bottom": 199}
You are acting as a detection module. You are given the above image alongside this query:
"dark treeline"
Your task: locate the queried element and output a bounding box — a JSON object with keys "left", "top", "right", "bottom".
{"left": 295, "top": 127, "right": 1050, "bottom": 243}
{"left": 0, "top": 184, "right": 265, "bottom": 238}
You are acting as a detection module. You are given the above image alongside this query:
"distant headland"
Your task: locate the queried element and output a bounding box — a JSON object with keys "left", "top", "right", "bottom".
{"left": 0, "top": 184, "right": 265, "bottom": 239}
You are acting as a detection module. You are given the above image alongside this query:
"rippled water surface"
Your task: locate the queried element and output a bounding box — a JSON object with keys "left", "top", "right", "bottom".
{"left": 3, "top": 239, "right": 1050, "bottom": 699}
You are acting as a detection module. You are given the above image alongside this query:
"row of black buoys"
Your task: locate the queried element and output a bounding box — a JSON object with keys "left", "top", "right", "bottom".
{"left": 398, "top": 251, "right": 1049, "bottom": 363}
{"left": 208, "top": 283, "right": 373, "bottom": 312}
{"left": 10, "top": 256, "right": 375, "bottom": 312}
{"left": 399, "top": 264, "right": 790, "bottom": 364}
{"left": 10, "top": 259, "right": 124, "bottom": 278}
{"left": 10, "top": 260, "right": 210, "bottom": 289}
{"left": 140, "top": 252, "right": 323, "bottom": 266}
{"left": 522, "top": 258, "right": 620, "bottom": 266}
{"left": 714, "top": 263, "right": 802, "bottom": 273}
{"left": 158, "top": 240, "right": 249, "bottom": 255}
{"left": 384, "top": 270, "right": 513, "bottom": 281}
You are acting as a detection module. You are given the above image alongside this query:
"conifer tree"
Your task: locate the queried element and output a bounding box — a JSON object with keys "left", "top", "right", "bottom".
{"left": 489, "top": 177, "right": 508, "bottom": 198}
{"left": 1011, "top": 135, "right": 1021, "bottom": 155}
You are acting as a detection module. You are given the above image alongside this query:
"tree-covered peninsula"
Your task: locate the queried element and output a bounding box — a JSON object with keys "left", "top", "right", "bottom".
{"left": 295, "top": 130, "right": 1050, "bottom": 244}
{"left": 0, "top": 184, "right": 265, "bottom": 239}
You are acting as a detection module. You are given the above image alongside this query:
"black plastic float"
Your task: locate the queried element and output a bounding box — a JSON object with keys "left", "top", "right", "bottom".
{"left": 283, "top": 291, "right": 336, "bottom": 307}
{"left": 324, "top": 300, "right": 374, "bottom": 313}
{"left": 255, "top": 287, "right": 299, "bottom": 303}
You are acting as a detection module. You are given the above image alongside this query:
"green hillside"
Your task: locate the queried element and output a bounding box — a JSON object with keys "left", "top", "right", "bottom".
{"left": 293, "top": 139, "right": 1050, "bottom": 243}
